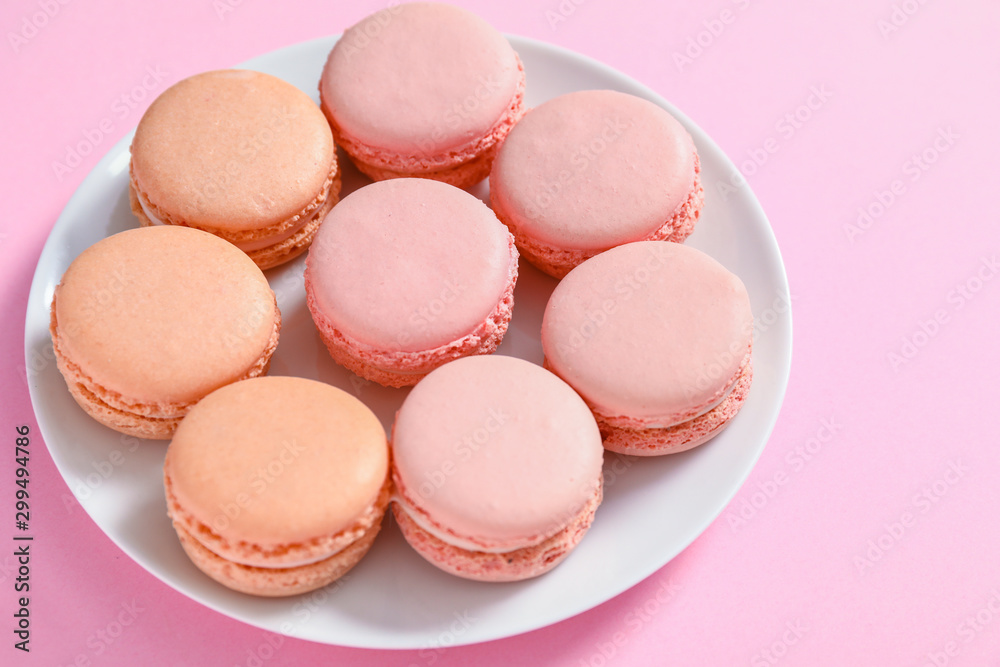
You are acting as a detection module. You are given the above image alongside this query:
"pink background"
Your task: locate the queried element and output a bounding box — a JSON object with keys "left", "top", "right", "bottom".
{"left": 3, "top": 0, "right": 999, "bottom": 664}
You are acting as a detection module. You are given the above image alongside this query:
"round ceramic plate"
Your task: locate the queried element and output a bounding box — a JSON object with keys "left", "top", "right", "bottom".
{"left": 25, "top": 35, "right": 792, "bottom": 649}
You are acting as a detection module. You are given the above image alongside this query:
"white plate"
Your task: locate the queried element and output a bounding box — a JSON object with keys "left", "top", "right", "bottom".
{"left": 25, "top": 35, "right": 792, "bottom": 649}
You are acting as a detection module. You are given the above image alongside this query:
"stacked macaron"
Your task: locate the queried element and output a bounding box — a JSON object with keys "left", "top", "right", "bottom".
{"left": 164, "top": 377, "right": 390, "bottom": 596}
{"left": 490, "top": 89, "right": 704, "bottom": 278}
{"left": 319, "top": 3, "right": 526, "bottom": 188}
{"left": 305, "top": 178, "right": 518, "bottom": 387}
{"left": 542, "top": 242, "right": 753, "bottom": 455}
{"left": 129, "top": 69, "right": 339, "bottom": 270}
{"left": 391, "top": 356, "right": 604, "bottom": 582}
{"left": 48, "top": 2, "right": 761, "bottom": 597}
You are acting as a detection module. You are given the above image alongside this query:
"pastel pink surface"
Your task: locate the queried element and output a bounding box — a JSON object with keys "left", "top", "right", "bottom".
{"left": 490, "top": 90, "right": 698, "bottom": 251}
{"left": 305, "top": 178, "right": 514, "bottom": 353}
{"left": 391, "top": 354, "right": 603, "bottom": 552}
{"left": 8, "top": 0, "right": 1000, "bottom": 664}
{"left": 320, "top": 2, "right": 521, "bottom": 156}
{"left": 542, "top": 241, "right": 752, "bottom": 425}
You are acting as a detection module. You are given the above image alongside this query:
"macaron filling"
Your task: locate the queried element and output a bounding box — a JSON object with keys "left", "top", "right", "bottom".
{"left": 135, "top": 186, "right": 315, "bottom": 252}
{"left": 130, "top": 163, "right": 340, "bottom": 255}
{"left": 306, "top": 250, "right": 517, "bottom": 377}
{"left": 165, "top": 472, "right": 391, "bottom": 569}
{"left": 390, "top": 478, "right": 591, "bottom": 554}
{"left": 324, "top": 57, "right": 525, "bottom": 177}
{"left": 494, "top": 160, "right": 704, "bottom": 278}
{"left": 582, "top": 346, "right": 752, "bottom": 431}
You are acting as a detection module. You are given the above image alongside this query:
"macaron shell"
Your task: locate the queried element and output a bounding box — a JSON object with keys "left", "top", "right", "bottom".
{"left": 391, "top": 355, "right": 604, "bottom": 551}
{"left": 393, "top": 479, "right": 601, "bottom": 582}
{"left": 129, "top": 166, "right": 341, "bottom": 271}
{"left": 306, "top": 264, "right": 516, "bottom": 388}
{"left": 166, "top": 376, "right": 388, "bottom": 552}
{"left": 306, "top": 179, "right": 516, "bottom": 353}
{"left": 489, "top": 89, "right": 699, "bottom": 252}
{"left": 596, "top": 357, "right": 753, "bottom": 456}
{"left": 173, "top": 514, "right": 383, "bottom": 597}
{"left": 50, "top": 303, "right": 278, "bottom": 440}
{"left": 542, "top": 241, "right": 753, "bottom": 424}
{"left": 52, "top": 226, "right": 278, "bottom": 407}
{"left": 496, "top": 168, "right": 704, "bottom": 279}
{"left": 331, "top": 91, "right": 523, "bottom": 189}
{"left": 320, "top": 3, "right": 522, "bottom": 155}
{"left": 131, "top": 69, "right": 335, "bottom": 232}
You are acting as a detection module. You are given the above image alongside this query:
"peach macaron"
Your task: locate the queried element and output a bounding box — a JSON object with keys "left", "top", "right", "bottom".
{"left": 50, "top": 226, "right": 280, "bottom": 440}
{"left": 542, "top": 242, "right": 753, "bottom": 455}
{"left": 319, "top": 3, "right": 525, "bottom": 188}
{"left": 305, "top": 178, "right": 518, "bottom": 388}
{"left": 164, "top": 376, "right": 390, "bottom": 597}
{"left": 129, "top": 69, "right": 339, "bottom": 270}
{"left": 391, "top": 355, "right": 604, "bottom": 582}
{"left": 490, "top": 90, "right": 704, "bottom": 278}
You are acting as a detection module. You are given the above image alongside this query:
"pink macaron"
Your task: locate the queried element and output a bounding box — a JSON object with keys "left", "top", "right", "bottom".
{"left": 305, "top": 178, "right": 518, "bottom": 387}
{"left": 391, "top": 355, "right": 604, "bottom": 582}
{"left": 319, "top": 2, "right": 525, "bottom": 188}
{"left": 490, "top": 90, "right": 704, "bottom": 278}
{"left": 542, "top": 241, "right": 753, "bottom": 455}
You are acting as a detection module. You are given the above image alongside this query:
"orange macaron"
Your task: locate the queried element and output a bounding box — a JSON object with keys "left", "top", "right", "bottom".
{"left": 129, "top": 69, "right": 339, "bottom": 269}
{"left": 50, "top": 226, "right": 280, "bottom": 439}
{"left": 164, "top": 376, "right": 390, "bottom": 597}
